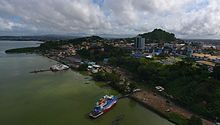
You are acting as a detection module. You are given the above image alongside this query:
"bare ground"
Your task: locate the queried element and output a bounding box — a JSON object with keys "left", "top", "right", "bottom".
{"left": 131, "top": 91, "right": 214, "bottom": 125}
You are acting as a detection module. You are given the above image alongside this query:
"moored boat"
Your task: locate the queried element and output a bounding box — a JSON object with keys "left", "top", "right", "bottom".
{"left": 89, "top": 95, "right": 117, "bottom": 118}
{"left": 50, "top": 64, "right": 69, "bottom": 71}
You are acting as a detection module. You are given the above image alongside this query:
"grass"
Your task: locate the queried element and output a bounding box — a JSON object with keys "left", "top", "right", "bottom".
{"left": 104, "top": 89, "right": 120, "bottom": 96}
{"left": 167, "top": 113, "right": 188, "bottom": 125}
{"left": 216, "top": 87, "right": 220, "bottom": 96}
{"left": 78, "top": 71, "right": 90, "bottom": 76}
{"left": 95, "top": 81, "right": 110, "bottom": 88}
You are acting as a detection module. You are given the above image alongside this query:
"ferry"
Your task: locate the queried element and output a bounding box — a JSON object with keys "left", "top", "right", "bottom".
{"left": 89, "top": 95, "right": 117, "bottom": 118}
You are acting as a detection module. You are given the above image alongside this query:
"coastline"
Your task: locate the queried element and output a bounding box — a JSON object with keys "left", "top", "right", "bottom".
{"left": 43, "top": 54, "right": 215, "bottom": 125}
{"left": 4, "top": 46, "right": 215, "bottom": 125}
{"left": 130, "top": 91, "right": 214, "bottom": 125}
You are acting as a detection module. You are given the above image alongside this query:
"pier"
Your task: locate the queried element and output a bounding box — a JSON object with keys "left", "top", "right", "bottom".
{"left": 30, "top": 69, "right": 51, "bottom": 73}
{"left": 118, "top": 89, "right": 142, "bottom": 100}
{"left": 118, "top": 94, "right": 130, "bottom": 100}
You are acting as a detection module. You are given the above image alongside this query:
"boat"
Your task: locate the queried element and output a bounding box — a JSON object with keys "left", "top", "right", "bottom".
{"left": 89, "top": 95, "right": 117, "bottom": 118}
{"left": 50, "top": 64, "right": 69, "bottom": 71}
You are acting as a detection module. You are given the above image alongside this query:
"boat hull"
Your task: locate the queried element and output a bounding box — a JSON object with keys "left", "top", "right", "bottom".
{"left": 89, "top": 100, "right": 117, "bottom": 118}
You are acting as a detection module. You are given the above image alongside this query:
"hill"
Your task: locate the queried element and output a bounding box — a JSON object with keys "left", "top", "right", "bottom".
{"left": 140, "top": 29, "right": 176, "bottom": 42}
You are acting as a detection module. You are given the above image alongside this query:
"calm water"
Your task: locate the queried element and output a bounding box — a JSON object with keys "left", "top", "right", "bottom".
{"left": 0, "top": 41, "right": 174, "bottom": 125}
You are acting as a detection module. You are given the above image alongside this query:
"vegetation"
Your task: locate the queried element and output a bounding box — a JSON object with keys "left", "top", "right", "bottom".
{"left": 186, "top": 116, "right": 202, "bottom": 125}
{"left": 92, "top": 71, "right": 135, "bottom": 94}
{"left": 92, "top": 71, "right": 120, "bottom": 84}
{"left": 5, "top": 47, "right": 38, "bottom": 53}
{"left": 5, "top": 35, "right": 104, "bottom": 54}
{"left": 140, "top": 29, "right": 176, "bottom": 42}
{"left": 77, "top": 44, "right": 130, "bottom": 61}
{"left": 213, "top": 66, "right": 220, "bottom": 80}
{"left": 168, "top": 113, "right": 188, "bottom": 125}
{"left": 77, "top": 64, "right": 88, "bottom": 71}
{"left": 109, "top": 56, "right": 220, "bottom": 120}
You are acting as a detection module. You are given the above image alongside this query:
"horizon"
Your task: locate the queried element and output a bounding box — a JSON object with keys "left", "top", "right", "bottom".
{"left": 0, "top": 0, "right": 220, "bottom": 39}
{"left": 1, "top": 33, "right": 220, "bottom": 40}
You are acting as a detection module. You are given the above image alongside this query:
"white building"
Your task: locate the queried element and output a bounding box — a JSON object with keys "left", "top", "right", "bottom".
{"left": 135, "top": 36, "right": 145, "bottom": 50}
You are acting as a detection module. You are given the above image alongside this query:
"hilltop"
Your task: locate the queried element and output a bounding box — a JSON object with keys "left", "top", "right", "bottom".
{"left": 139, "top": 29, "right": 176, "bottom": 42}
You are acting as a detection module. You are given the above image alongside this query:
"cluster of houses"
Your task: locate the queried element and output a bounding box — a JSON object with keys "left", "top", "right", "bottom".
{"left": 130, "top": 36, "right": 220, "bottom": 69}
{"left": 192, "top": 53, "right": 220, "bottom": 71}
{"left": 131, "top": 36, "right": 194, "bottom": 59}
{"left": 43, "top": 44, "right": 77, "bottom": 60}
{"left": 62, "top": 55, "right": 102, "bottom": 73}
{"left": 192, "top": 53, "right": 220, "bottom": 63}
{"left": 44, "top": 35, "right": 220, "bottom": 74}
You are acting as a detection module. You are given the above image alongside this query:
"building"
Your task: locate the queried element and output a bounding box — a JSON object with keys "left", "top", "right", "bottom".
{"left": 135, "top": 36, "right": 145, "bottom": 50}
{"left": 186, "top": 47, "right": 193, "bottom": 57}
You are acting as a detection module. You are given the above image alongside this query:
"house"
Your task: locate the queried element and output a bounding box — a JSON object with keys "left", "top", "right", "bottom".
{"left": 145, "top": 54, "right": 153, "bottom": 59}
{"left": 131, "top": 52, "right": 143, "bottom": 58}
{"left": 87, "top": 64, "right": 101, "bottom": 74}
{"left": 155, "top": 86, "right": 165, "bottom": 92}
{"left": 103, "top": 58, "right": 109, "bottom": 64}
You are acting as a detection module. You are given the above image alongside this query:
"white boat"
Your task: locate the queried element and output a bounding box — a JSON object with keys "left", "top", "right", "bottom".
{"left": 50, "top": 64, "right": 69, "bottom": 71}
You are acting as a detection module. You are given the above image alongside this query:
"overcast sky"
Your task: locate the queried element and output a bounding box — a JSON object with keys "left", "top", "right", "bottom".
{"left": 0, "top": 0, "right": 220, "bottom": 39}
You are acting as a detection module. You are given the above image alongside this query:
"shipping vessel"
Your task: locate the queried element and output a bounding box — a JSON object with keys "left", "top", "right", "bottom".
{"left": 89, "top": 95, "right": 117, "bottom": 118}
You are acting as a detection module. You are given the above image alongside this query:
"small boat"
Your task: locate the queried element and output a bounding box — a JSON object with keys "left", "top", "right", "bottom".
{"left": 50, "top": 64, "right": 69, "bottom": 71}
{"left": 89, "top": 95, "right": 117, "bottom": 118}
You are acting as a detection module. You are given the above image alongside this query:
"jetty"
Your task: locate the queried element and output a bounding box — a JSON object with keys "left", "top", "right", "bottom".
{"left": 118, "top": 89, "right": 142, "bottom": 100}
{"left": 30, "top": 69, "right": 51, "bottom": 73}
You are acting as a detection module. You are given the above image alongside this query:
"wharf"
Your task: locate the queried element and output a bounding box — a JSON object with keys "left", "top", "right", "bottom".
{"left": 30, "top": 69, "right": 51, "bottom": 73}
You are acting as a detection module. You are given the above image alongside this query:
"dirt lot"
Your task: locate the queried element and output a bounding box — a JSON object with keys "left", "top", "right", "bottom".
{"left": 131, "top": 91, "right": 214, "bottom": 125}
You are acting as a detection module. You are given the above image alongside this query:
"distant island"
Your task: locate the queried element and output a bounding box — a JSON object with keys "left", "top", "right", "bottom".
{"left": 5, "top": 29, "right": 220, "bottom": 125}
{"left": 0, "top": 35, "right": 80, "bottom": 41}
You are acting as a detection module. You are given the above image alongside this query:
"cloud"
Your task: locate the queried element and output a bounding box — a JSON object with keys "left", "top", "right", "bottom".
{"left": 0, "top": 0, "right": 110, "bottom": 35}
{"left": 0, "top": 0, "right": 219, "bottom": 38}
{"left": 0, "top": 18, "right": 24, "bottom": 31}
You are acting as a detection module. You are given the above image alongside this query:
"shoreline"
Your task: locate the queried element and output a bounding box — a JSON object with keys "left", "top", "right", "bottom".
{"left": 5, "top": 48, "right": 215, "bottom": 125}
{"left": 44, "top": 55, "right": 215, "bottom": 125}
{"left": 130, "top": 95, "right": 177, "bottom": 124}
{"left": 130, "top": 91, "right": 214, "bottom": 125}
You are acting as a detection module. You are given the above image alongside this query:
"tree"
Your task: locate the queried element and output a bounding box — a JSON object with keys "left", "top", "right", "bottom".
{"left": 213, "top": 66, "right": 220, "bottom": 80}
{"left": 140, "top": 29, "right": 176, "bottom": 42}
{"left": 77, "top": 64, "right": 88, "bottom": 71}
{"left": 186, "top": 116, "right": 202, "bottom": 125}
{"left": 105, "top": 72, "right": 120, "bottom": 84}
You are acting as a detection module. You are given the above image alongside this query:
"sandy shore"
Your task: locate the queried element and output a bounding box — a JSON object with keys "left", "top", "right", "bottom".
{"left": 131, "top": 91, "right": 214, "bottom": 125}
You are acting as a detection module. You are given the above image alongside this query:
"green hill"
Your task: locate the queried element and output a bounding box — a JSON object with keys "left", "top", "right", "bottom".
{"left": 140, "top": 29, "right": 176, "bottom": 42}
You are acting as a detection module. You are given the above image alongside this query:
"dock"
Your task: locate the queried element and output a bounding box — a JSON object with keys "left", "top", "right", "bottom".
{"left": 118, "top": 89, "right": 142, "bottom": 100}
{"left": 118, "top": 94, "right": 130, "bottom": 99}
{"left": 30, "top": 69, "right": 51, "bottom": 73}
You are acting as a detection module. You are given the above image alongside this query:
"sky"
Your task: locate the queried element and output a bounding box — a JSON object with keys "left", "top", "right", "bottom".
{"left": 0, "top": 0, "right": 220, "bottom": 39}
